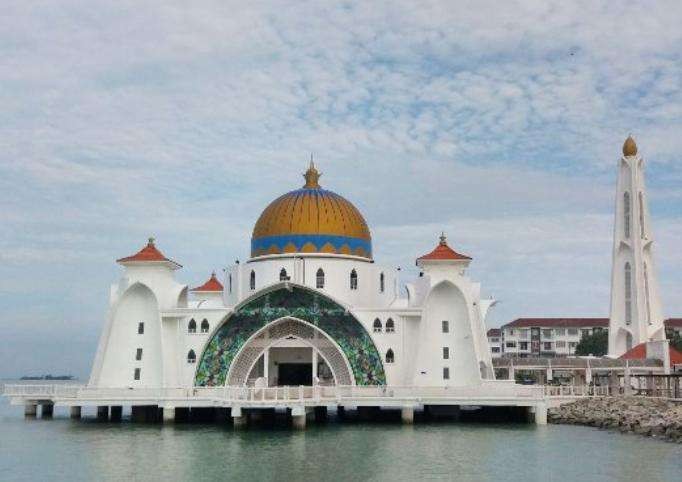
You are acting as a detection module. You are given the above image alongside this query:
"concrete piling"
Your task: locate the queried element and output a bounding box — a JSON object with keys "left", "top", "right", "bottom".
{"left": 401, "top": 406, "right": 415, "bottom": 424}
{"left": 163, "top": 407, "right": 175, "bottom": 423}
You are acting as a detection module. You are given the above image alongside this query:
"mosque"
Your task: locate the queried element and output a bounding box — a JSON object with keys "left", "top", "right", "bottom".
{"left": 88, "top": 162, "right": 496, "bottom": 391}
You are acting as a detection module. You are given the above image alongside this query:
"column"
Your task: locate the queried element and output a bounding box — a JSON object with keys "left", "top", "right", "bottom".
{"left": 401, "top": 406, "right": 414, "bottom": 424}
{"left": 312, "top": 349, "right": 318, "bottom": 383}
{"left": 163, "top": 407, "right": 176, "bottom": 423}
{"left": 232, "top": 406, "right": 247, "bottom": 428}
{"left": 534, "top": 402, "right": 548, "bottom": 425}
{"left": 24, "top": 403, "right": 37, "bottom": 417}
{"left": 291, "top": 406, "right": 306, "bottom": 430}
{"left": 70, "top": 406, "right": 82, "bottom": 419}
{"left": 263, "top": 349, "right": 269, "bottom": 386}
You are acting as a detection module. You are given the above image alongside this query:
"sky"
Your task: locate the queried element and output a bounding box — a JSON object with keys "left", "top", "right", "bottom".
{"left": 1, "top": 1, "right": 681, "bottom": 379}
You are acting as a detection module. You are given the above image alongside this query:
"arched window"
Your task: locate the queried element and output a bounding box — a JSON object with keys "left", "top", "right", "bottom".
{"left": 316, "top": 268, "right": 325, "bottom": 289}
{"left": 201, "top": 319, "right": 210, "bottom": 333}
{"left": 644, "top": 262, "right": 651, "bottom": 325}
{"left": 626, "top": 333, "right": 633, "bottom": 351}
{"left": 188, "top": 319, "right": 197, "bottom": 333}
{"left": 187, "top": 349, "right": 196, "bottom": 364}
{"left": 250, "top": 270, "right": 256, "bottom": 290}
{"left": 350, "top": 269, "right": 358, "bottom": 290}
{"left": 385, "top": 349, "right": 395, "bottom": 364}
{"left": 279, "top": 268, "right": 288, "bottom": 282}
{"left": 639, "top": 192, "right": 645, "bottom": 238}
{"left": 229, "top": 274, "right": 232, "bottom": 294}
{"left": 623, "top": 192, "right": 631, "bottom": 238}
{"left": 386, "top": 318, "right": 395, "bottom": 333}
{"left": 624, "top": 263, "right": 632, "bottom": 325}
{"left": 379, "top": 272, "right": 385, "bottom": 293}
{"left": 373, "top": 318, "right": 382, "bottom": 333}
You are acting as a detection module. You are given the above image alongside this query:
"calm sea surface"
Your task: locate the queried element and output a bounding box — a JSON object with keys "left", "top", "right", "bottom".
{"left": 1, "top": 383, "right": 681, "bottom": 482}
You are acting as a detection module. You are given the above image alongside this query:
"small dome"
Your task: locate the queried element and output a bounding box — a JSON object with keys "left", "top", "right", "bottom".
{"left": 251, "top": 161, "right": 372, "bottom": 259}
{"left": 623, "top": 135, "right": 637, "bottom": 157}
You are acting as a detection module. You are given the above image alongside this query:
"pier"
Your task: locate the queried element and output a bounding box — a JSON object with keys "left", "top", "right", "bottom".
{"left": 3, "top": 382, "right": 550, "bottom": 427}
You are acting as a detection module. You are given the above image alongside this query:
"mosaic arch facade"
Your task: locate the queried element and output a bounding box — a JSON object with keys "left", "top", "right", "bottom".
{"left": 194, "top": 285, "right": 386, "bottom": 386}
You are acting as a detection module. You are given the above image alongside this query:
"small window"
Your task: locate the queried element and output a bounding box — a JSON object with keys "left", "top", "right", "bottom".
{"left": 442, "top": 347, "right": 449, "bottom": 359}
{"left": 506, "top": 341, "right": 517, "bottom": 348}
{"left": 229, "top": 274, "right": 232, "bottom": 294}
{"left": 623, "top": 192, "right": 631, "bottom": 239}
{"left": 491, "top": 347, "right": 500, "bottom": 353}
{"left": 442, "top": 320, "right": 449, "bottom": 333}
{"left": 567, "top": 328, "right": 579, "bottom": 336}
{"left": 134, "top": 368, "right": 141, "bottom": 380}
{"left": 543, "top": 342, "right": 552, "bottom": 351}
{"left": 316, "top": 268, "right": 325, "bottom": 289}
{"left": 379, "top": 272, "right": 385, "bottom": 293}
{"left": 639, "top": 192, "right": 645, "bottom": 238}
{"left": 385, "top": 349, "right": 395, "bottom": 364}
{"left": 250, "top": 270, "right": 256, "bottom": 290}
{"left": 201, "top": 319, "right": 209, "bottom": 333}
{"left": 519, "top": 342, "right": 528, "bottom": 350}
{"left": 350, "top": 269, "right": 358, "bottom": 290}
{"left": 624, "top": 262, "right": 632, "bottom": 325}
{"left": 373, "top": 318, "right": 382, "bottom": 333}
{"left": 138, "top": 322, "right": 144, "bottom": 335}
{"left": 135, "top": 348, "right": 143, "bottom": 361}
{"left": 443, "top": 367, "right": 450, "bottom": 380}
{"left": 279, "top": 268, "right": 288, "bottom": 282}
{"left": 385, "top": 318, "right": 395, "bottom": 333}
{"left": 188, "top": 319, "right": 197, "bottom": 334}
{"left": 187, "top": 350, "right": 196, "bottom": 364}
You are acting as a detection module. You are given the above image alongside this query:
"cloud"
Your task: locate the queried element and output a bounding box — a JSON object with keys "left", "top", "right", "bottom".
{"left": 1, "top": 0, "right": 681, "bottom": 377}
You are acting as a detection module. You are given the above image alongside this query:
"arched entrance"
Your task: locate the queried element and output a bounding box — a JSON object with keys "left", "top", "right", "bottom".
{"left": 226, "top": 317, "right": 353, "bottom": 386}
{"left": 194, "top": 284, "right": 385, "bottom": 386}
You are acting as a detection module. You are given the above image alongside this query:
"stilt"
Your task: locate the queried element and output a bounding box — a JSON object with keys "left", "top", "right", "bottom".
{"left": 97, "top": 406, "right": 109, "bottom": 421}
{"left": 534, "top": 403, "right": 548, "bottom": 425}
{"left": 232, "top": 406, "right": 247, "bottom": 428}
{"left": 401, "top": 406, "right": 415, "bottom": 424}
{"left": 110, "top": 406, "right": 123, "bottom": 422}
{"left": 162, "top": 407, "right": 175, "bottom": 424}
{"left": 41, "top": 403, "right": 54, "bottom": 418}
{"left": 291, "top": 406, "right": 306, "bottom": 430}
{"left": 70, "top": 406, "right": 81, "bottom": 419}
{"left": 24, "top": 403, "right": 37, "bottom": 418}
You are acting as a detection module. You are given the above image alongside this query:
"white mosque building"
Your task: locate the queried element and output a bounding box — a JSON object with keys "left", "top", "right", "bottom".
{"left": 88, "top": 162, "right": 496, "bottom": 391}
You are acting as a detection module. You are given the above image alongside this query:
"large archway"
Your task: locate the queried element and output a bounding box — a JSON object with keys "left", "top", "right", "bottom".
{"left": 226, "top": 317, "right": 353, "bottom": 386}
{"left": 194, "top": 285, "right": 385, "bottom": 386}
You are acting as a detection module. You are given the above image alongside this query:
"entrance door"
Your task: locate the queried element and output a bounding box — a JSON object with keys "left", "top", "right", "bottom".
{"left": 277, "top": 363, "right": 312, "bottom": 386}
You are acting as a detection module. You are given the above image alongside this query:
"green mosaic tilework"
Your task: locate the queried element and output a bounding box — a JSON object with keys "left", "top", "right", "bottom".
{"left": 194, "top": 286, "right": 385, "bottom": 386}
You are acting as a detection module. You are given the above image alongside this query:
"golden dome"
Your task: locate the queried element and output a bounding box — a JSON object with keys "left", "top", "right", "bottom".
{"left": 623, "top": 135, "right": 637, "bottom": 157}
{"left": 251, "top": 161, "right": 372, "bottom": 259}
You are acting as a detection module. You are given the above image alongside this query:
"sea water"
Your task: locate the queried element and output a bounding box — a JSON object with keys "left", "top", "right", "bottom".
{"left": 1, "top": 383, "right": 680, "bottom": 481}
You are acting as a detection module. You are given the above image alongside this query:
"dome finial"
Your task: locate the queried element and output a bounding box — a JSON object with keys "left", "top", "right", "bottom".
{"left": 623, "top": 135, "right": 637, "bottom": 157}
{"left": 303, "top": 155, "right": 321, "bottom": 189}
{"left": 439, "top": 232, "right": 447, "bottom": 245}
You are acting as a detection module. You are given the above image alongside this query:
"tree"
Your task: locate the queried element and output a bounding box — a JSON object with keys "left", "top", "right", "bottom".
{"left": 668, "top": 332, "right": 682, "bottom": 352}
{"left": 575, "top": 330, "right": 608, "bottom": 356}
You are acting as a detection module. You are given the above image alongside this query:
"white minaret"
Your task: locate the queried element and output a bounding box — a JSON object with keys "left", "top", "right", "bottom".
{"left": 608, "top": 136, "right": 666, "bottom": 356}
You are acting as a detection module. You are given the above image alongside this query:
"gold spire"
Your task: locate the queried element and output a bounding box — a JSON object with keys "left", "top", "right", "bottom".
{"left": 303, "top": 154, "right": 321, "bottom": 189}
{"left": 439, "top": 231, "right": 447, "bottom": 246}
{"left": 623, "top": 135, "right": 637, "bottom": 157}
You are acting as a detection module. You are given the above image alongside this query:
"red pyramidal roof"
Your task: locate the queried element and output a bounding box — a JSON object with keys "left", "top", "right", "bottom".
{"left": 191, "top": 272, "right": 224, "bottom": 292}
{"left": 117, "top": 238, "right": 182, "bottom": 268}
{"left": 418, "top": 233, "right": 471, "bottom": 262}
{"left": 620, "top": 343, "right": 682, "bottom": 365}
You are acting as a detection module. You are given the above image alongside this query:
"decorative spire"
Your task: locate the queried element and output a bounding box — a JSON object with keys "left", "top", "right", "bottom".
{"left": 148, "top": 237, "right": 155, "bottom": 246}
{"left": 439, "top": 232, "right": 447, "bottom": 246}
{"left": 303, "top": 155, "right": 321, "bottom": 189}
{"left": 623, "top": 135, "right": 637, "bottom": 157}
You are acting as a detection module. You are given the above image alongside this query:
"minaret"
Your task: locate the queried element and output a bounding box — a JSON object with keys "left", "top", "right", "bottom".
{"left": 608, "top": 136, "right": 666, "bottom": 356}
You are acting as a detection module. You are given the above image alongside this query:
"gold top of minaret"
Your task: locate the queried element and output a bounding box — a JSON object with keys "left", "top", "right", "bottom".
{"left": 303, "top": 155, "right": 321, "bottom": 189}
{"left": 623, "top": 135, "right": 638, "bottom": 157}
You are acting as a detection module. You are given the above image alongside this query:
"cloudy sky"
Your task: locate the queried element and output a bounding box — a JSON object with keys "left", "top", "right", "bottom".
{"left": 1, "top": 1, "right": 681, "bottom": 378}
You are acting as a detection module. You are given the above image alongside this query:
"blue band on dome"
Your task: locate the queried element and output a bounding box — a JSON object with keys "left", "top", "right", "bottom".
{"left": 251, "top": 235, "right": 372, "bottom": 258}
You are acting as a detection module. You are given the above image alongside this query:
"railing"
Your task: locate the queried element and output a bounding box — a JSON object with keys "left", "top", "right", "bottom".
{"left": 3, "top": 381, "right": 543, "bottom": 403}
{"left": 544, "top": 385, "right": 611, "bottom": 397}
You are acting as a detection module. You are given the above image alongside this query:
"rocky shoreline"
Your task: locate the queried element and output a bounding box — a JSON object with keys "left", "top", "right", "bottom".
{"left": 548, "top": 397, "right": 682, "bottom": 443}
